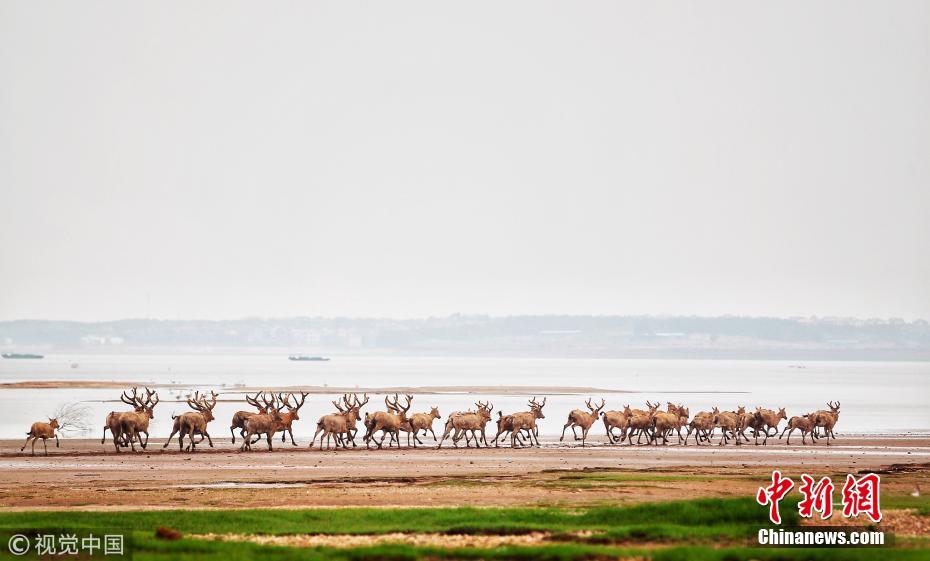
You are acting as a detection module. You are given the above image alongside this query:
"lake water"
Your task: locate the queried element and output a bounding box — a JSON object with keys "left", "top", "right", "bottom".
{"left": 1, "top": 354, "right": 927, "bottom": 440}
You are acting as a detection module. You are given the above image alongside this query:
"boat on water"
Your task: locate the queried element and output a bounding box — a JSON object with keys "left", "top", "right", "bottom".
{"left": 1, "top": 353, "right": 44, "bottom": 359}
{"left": 288, "top": 355, "right": 330, "bottom": 362}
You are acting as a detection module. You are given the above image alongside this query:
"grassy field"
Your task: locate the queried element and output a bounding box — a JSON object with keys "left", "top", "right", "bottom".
{"left": 0, "top": 498, "right": 926, "bottom": 560}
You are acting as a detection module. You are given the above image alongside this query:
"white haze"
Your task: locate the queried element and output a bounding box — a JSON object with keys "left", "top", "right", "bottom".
{"left": 1, "top": 2, "right": 928, "bottom": 321}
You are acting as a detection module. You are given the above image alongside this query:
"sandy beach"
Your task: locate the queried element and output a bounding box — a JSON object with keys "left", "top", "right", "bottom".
{"left": 1, "top": 435, "right": 927, "bottom": 511}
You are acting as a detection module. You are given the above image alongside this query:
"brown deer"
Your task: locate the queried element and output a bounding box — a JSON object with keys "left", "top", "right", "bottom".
{"left": 270, "top": 392, "right": 309, "bottom": 445}
{"left": 365, "top": 394, "right": 412, "bottom": 449}
{"left": 230, "top": 391, "right": 268, "bottom": 444}
{"left": 439, "top": 402, "right": 494, "bottom": 448}
{"left": 601, "top": 407, "right": 630, "bottom": 443}
{"left": 753, "top": 407, "right": 787, "bottom": 442}
{"left": 239, "top": 393, "right": 286, "bottom": 452}
{"left": 21, "top": 418, "right": 60, "bottom": 456}
{"left": 560, "top": 398, "right": 605, "bottom": 446}
{"left": 118, "top": 387, "right": 159, "bottom": 452}
{"left": 779, "top": 412, "right": 819, "bottom": 445}
{"left": 509, "top": 398, "right": 545, "bottom": 448}
{"left": 163, "top": 391, "right": 218, "bottom": 452}
{"left": 311, "top": 393, "right": 369, "bottom": 449}
{"left": 712, "top": 406, "right": 747, "bottom": 446}
{"left": 684, "top": 410, "right": 716, "bottom": 445}
{"left": 624, "top": 401, "right": 660, "bottom": 445}
{"left": 407, "top": 405, "right": 442, "bottom": 447}
{"left": 812, "top": 401, "right": 840, "bottom": 444}
{"left": 101, "top": 387, "right": 146, "bottom": 450}
{"left": 651, "top": 408, "right": 685, "bottom": 445}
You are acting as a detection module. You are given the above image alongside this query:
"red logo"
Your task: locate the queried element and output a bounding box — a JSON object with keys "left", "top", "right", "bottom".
{"left": 757, "top": 472, "right": 882, "bottom": 524}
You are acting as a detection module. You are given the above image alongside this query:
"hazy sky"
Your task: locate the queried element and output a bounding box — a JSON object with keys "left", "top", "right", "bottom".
{"left": 1, "top": 2, "right": 928, "bottom": 321}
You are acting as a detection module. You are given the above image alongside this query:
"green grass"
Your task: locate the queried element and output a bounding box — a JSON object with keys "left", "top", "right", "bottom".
{"left": 1, "top": 498, "right": 925, "bottom": 561}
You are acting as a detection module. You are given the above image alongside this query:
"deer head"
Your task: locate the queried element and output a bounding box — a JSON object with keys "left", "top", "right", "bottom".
{"left": 828, "top": 401, "right": 840, "bottom": 414}
{"left": 430, "top": 406, "right": 441, "bottom": 420}
{"left": 777, "top": 407, "right": 787, "bottom": 420}
{"left": 120, "top": 387, "right": 147, "bottom": 412}
{"left": 586, "top": 398, "right": 606, "bottom": 416}
{"left": 48, "top": 418, "right": 60, "bottom": 430}
{"left": 529, "top": 397, "right": 546, "bottom": 418}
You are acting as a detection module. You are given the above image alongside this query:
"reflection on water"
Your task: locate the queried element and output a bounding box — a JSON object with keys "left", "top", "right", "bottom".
{"left": 0, "top": 354, "right": 927, "bottom": 439}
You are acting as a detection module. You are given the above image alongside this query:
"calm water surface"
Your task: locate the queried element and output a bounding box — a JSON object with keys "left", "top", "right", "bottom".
{"left": 0, "top": 354, "right": 927, "bottom": 439}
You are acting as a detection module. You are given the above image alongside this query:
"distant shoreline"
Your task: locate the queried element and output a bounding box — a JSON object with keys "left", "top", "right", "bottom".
{"left": 0, "top": 380, "right": 750, "bottom": 395}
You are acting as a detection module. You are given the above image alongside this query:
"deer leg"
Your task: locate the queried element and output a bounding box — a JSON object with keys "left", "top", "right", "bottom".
{"left": 101, "top": 426, "right": 108, "bottom": 444}
{"left": 31, "top": 437, "right": 38, "bottom": 456}
{"left": 21, "top": 435, "right": 32, "bottom": 452}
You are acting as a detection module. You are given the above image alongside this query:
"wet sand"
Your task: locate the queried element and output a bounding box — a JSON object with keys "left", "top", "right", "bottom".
{"left": 1, "top": 436, "right": 927, "bottom": 511}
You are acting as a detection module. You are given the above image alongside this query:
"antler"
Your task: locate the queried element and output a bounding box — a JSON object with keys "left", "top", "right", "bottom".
{"left": 201, "top": 390, "right": 218, "bottom": 411}
{"left": 352, "top": 393, "right": 369, "bottom": 408}
{"left": 385, "top": 394, "right": 400, "bottom": 412}
{"left": 291, "top": 391, "right": 308, "bottom": 410}
{"left": 121, "top": 387, "right": 144, "bottom": 408}
{"left": 333, "top": 399, "right": 347, "bottom": 413}
{"left": 245, "top": 392, "right": 264, "bottom": 411}
{"left": 395, "top": 394, "right": 412, "bottom": 414}
{"left": 187, "top": 390, "right": 205, "bottom": 411}
{"left": 585, "top": 398, "right": 594, "bottom": 410}
{"left": 144, "top": 387, "right": 159, "bottom": 408}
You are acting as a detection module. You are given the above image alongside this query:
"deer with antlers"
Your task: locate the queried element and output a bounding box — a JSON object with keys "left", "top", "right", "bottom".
{"left": 364, "top": 394, "right": 412, "bottom": 449}
{"left": 439, "top": 401, "right": 494, "bottom": 448}
{"left": 311, "top": 393, "right": 369, "bottom": 449}
{"left": 230, "top": 391, "right": 269, "bottom": 444}
{"left": 117, "top": 387, "right": 159, "bottom": 452}
{"left": 506, "top": 397, "right": 545, "bottom": 448}
{"left": 163, "top": 390, "right": 218, "bottom": 452}
{"left": 560, "top": 398, "right": 605, "bottom": 447}
{"left": 21, "top": 418, "right": 60, "bottom": 456}
{"left": 811, "top": 401, "right": 840, "bottom": 444}
{"left": 623, "top": 401, "right": 660, "bottom": 445}
{"left": 406, "top": 405, "right": 442, "bottom": 447}
{"left": 268, "top": 392, "right": 309, "bottom": 446}
{"left": 239, "top": 392, "right": 286, "bottom": 452}
{"left": 684, "top": 410, "right": 716, "bottom": 445}
{"left": 101, "top": 387, "right": 147, "bottom": 450}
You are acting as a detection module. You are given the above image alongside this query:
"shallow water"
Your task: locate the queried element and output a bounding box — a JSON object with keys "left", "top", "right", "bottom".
{"left": 0, "top": 354, "right": 927, "bottom": 439}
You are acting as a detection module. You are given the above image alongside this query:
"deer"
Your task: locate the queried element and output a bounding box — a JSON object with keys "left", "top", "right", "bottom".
{"left": 658, "top": 402, "right": 690, "bottom": 444}
{"left": 163, "top": 390, "right": 218, "bottom": 452}
{"left": 508, "top": 398, "right": 545, "bottom": 448}
{"left": 684, "top": 410, "right": 716, "bottom": 445}
{"left": 439, "top": 402, "right": 494, "bottom": 448}
{"left": 101, "top": 387, "right": 147, "bottom": 450}
{"left": 230, "top": 391, "right": 269, "bottom": 444}
{"left": 239, "top": 393, "right": 286, "bottom": 452}
{"left": 753, "top": 407, "right": 787, "bottom": 441}
{"left": 560, "top": 398, "right": 605, "bottom": 446}
{"left": 779, "top": 412, "right": 819, "bottom": 445}
{"left": 811, "top": 401, "right": 840, "bottom": 444}
{"left": 364, "top": 394, "right": 412, "bottom": 449}
{"left": 601, "top": 407, "right": 631, "bottom": 444}
{"left": 118, "top": 387, "right": 159, "bottom": 452}
{"left": 21, "top": 418, "right": 60, "bottom": 456}
{"left": 311, "top": 393, "right": 369, "bottom": 449}
{"left": 712, "top": 406, "right": 747, "bottom": 446}
{"left": 406, "top": 405, "right": 442, "bottom": 447}
{"left": 269, "top": 392, "right": 308, "bottom": 446}
{"left": 651, "top": 407, "right": 685, "bottom": 445}
{"left": 623, "top": 401, "right": 660, "bottom": 445}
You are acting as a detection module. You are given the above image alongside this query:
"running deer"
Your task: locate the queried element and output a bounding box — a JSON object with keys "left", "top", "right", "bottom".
{"left": 407, "top": 405, "right": 442, "bottom": 447}
{"left": 439, "top": 402, "right": 494, "bottom": 448}
{"left": 164, "top": 390, "right": 218, "bottom": 452}
{"left": 684, "top": 410, "right": 716, "bottom": 445}
{"left": 101, "top": 387, "right": 146, "bottom": 450}
{"left": 118, "top": 387, "right": 159, "bottom": 452}
{"left": 272, "top": 391, "right": 309, "bottom": 445}
{"left": 311, "top": 393, "right": 369, "bottom": 449}
{"left": 230, "top": 391, "right": 269, "bottom": 444}
{"left": 712, "top": 406, "right": 747, "bottom": 446}
{"left": 239, "top": 393, "right": 286, "bottom": 452}
{"left": 624, "top": 401, "right": 660, "bottom": 445}
{"left": 812, "top": 401, "right": 840, "bottom": 444}
{"left": 779, "top": 412, "right": 819, "bottom": 445}
{"left": 601, "top": 407, "right": 630, "bottom": 444}
{"left": 21, "top": 418, "right": 60, "bottom": 456}
{"left": 365, "top": 394, "right": 412, "bottom": 449}
{"left": 560, "top": 398, "right": 605, "bottom": 446}
{"left": 509, "top": 398, "right": 545, "bottom": 448}
{"left": 753, "top": 407, "right": 787, "bottom": 442}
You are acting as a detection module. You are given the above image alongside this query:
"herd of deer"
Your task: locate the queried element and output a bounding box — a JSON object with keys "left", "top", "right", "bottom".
{"left": 18, "top": 388, "right": 842, "bottom": 455}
